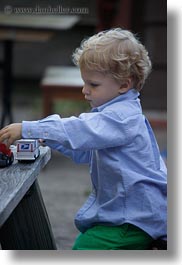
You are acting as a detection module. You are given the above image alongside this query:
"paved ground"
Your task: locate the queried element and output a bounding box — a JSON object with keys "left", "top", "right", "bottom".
{"left": 0, "top": 84, "right": 167, "bottom": 250}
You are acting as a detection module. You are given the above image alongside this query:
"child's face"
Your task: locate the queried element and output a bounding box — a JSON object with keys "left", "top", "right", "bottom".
{"left": 81, "top": 69, "right": 121, "bottom": 108}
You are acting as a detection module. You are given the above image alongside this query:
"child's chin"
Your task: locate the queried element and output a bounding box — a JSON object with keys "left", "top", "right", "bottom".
{"left": 89, "top": 101, "right": 94, "bottom": 107}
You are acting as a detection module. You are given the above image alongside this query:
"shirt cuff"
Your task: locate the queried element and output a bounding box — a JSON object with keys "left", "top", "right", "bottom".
{"left": 22, "top": 120, "right": 43, "bottom": 139}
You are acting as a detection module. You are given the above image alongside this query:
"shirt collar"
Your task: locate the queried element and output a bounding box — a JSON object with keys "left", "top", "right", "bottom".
{"left": 91, "top": 88, "right": 140, "bottom": 112}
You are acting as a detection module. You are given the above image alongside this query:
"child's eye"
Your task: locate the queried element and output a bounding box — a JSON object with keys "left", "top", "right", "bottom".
{"left": 90, "top": 83, "right": 99, "bottom": 87}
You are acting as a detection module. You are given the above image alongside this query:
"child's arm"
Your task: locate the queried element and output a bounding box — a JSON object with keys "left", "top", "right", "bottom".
{"left": 21, "top": 112, "right": 136, "bottom": 150}
{"left": 1, "top": 110, "right": 139, "bottom": 152}
{"left": 0, "top": 122, "right": 90, "bottom": 164}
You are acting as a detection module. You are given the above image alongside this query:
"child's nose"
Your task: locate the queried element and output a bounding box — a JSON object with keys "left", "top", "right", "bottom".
{"left": 82, "top": 85, "right": 90, "bottom": 95}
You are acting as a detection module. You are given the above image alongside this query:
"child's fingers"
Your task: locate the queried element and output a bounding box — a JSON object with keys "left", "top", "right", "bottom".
{"left": 0, "top": 127, "right": 15, "bottom": 147}
{"left": 0, "top": 131, "right": 10, "bottom": 143}
{"left": 6, "top": 138, "right": 14, "bottom": 148}
{"left": 0, "top": 126, "right": 10, "bottom": 136}
{"left": 0, "top": 124, "right": 21, "bottom": 144}
{"left": 0, "top": 127, "right": 7, "bottom": 136}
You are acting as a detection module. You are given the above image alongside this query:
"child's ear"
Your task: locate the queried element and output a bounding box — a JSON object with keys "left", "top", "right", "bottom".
{"left": 118, "top": 78, "right": 133, "bottom": 94}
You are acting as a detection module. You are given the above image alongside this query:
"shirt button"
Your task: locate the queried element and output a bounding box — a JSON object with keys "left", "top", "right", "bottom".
{"left": 28, "top": 130, "right": 32, "bottom": 137}
{"left": 44, "top": 132, "right": 49, "bottom": 137}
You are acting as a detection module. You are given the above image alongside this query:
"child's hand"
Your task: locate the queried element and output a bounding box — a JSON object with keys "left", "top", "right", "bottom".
{"left": 0, "top": 123, "right": 22, "bottom": 148}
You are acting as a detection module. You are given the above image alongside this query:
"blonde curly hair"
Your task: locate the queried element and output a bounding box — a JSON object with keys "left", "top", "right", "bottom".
{"left": 72, "top": 28, "right": 152, "bottom": 91}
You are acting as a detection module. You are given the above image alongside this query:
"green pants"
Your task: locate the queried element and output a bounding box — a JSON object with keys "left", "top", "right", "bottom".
{"left": 72, "top": 223, "right": 153, "bottom": 250}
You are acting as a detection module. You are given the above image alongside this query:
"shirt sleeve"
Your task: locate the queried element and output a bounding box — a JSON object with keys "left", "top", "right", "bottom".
{"left": 22, "top": 112, "right": 140, "bottom": 151}
{"left": 44, "top": 139, "right": 91, "bottom": 164}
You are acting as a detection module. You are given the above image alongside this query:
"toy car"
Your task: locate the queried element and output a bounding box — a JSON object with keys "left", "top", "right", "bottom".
{"left": 0, "top": 142, "right": 14, "bottom": 167}
{"left": 16, "top": 139, "right": 40, "bottom": 162}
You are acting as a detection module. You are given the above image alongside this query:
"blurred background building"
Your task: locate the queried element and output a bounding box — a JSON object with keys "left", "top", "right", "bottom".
{"left": 0, "top": 0, "right": 166, "bottom": 112}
